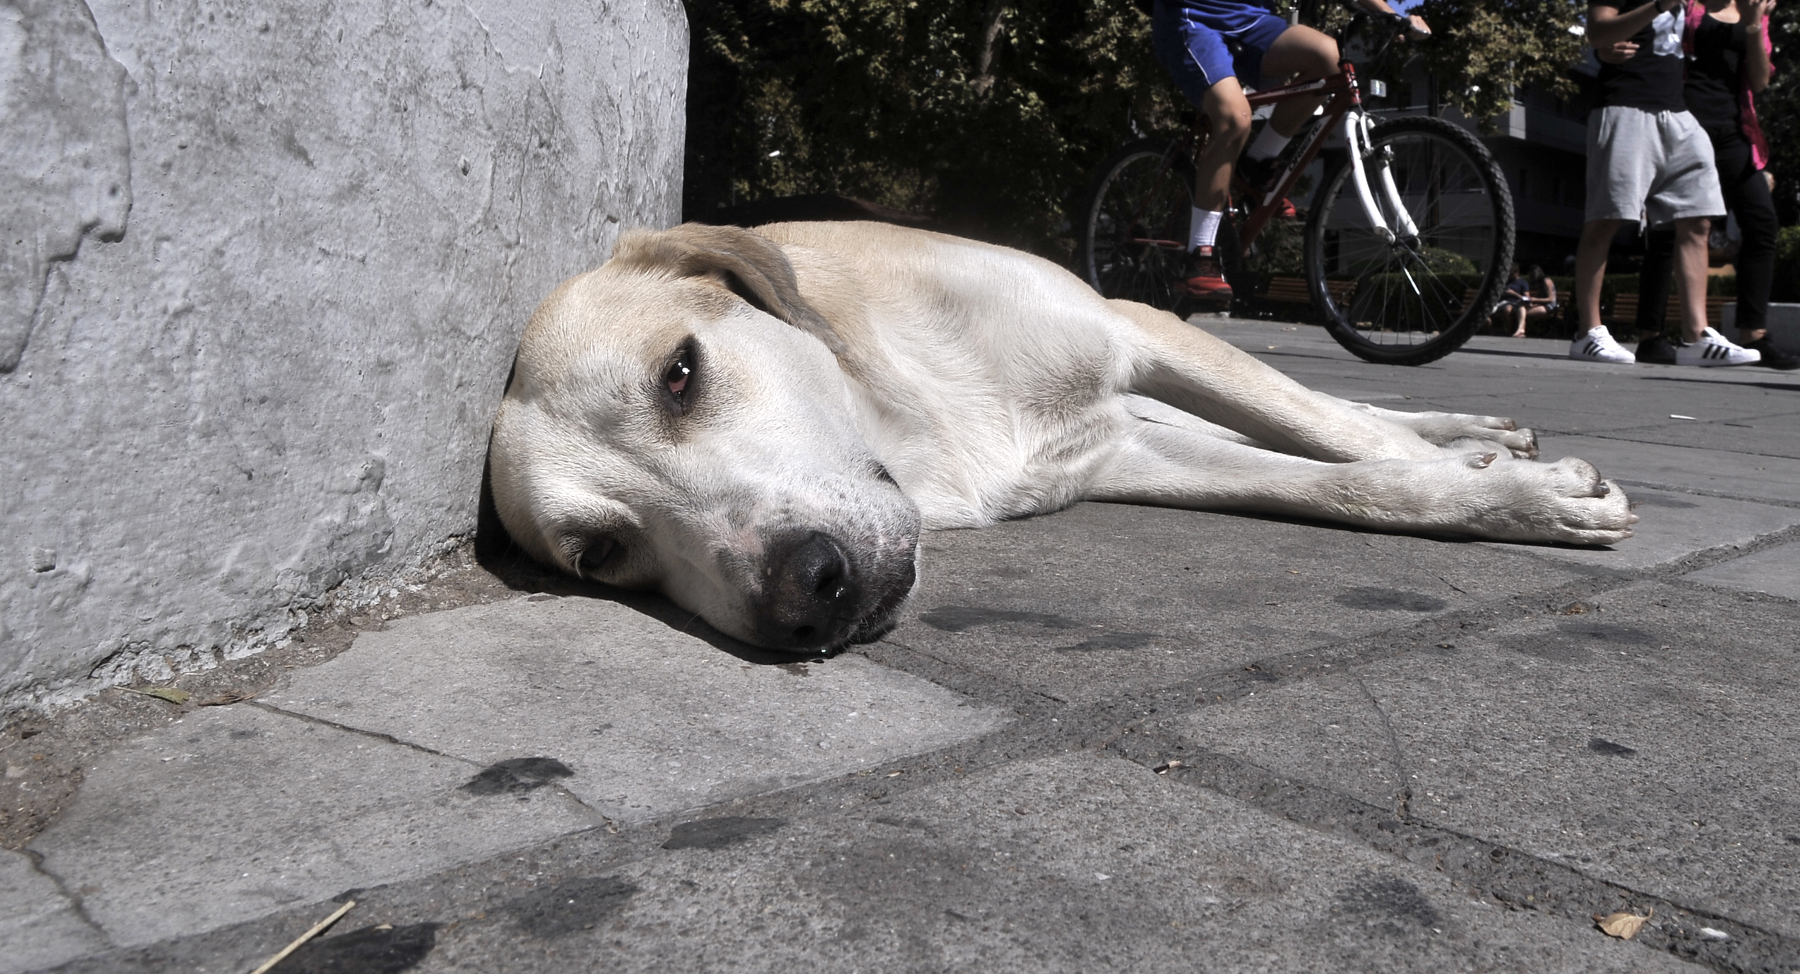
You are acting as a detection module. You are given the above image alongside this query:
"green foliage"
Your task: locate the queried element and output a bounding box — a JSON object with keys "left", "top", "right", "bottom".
{"left": 683, "top": 0, "right": 1177, "bottom": 256}
{"left": 1419, "top": 245, "right": 1479, "bottom": 274}
{"left": 1756, "top": 6, "right": 1800, "bottom": 224}
{"left": 682, "top": 0, "right": 1597, "bottom": 254}
{"left": 1773, "top": 226, "right": 1800, "bottom": 301}
{"left": 1412, "top": 0, "right": 1586, "bottom": 130}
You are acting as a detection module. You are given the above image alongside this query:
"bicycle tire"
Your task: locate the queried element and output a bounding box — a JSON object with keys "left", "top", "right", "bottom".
{"left": 1076, "top": 138, "right": 1197, "bottom": 313}
{"left": 1303, "top": 115, "right": 1515, "bottom": 366}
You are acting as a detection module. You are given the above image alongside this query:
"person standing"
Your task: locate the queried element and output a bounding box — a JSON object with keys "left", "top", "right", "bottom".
{"left": 1682, "top": 0, "right": 1798, "bottom": 367}
{"left": 1573, "top": 0, "right": 1758, "bottom": 366}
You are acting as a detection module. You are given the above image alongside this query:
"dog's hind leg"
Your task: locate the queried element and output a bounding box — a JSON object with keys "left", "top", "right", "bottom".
{"left": 1088, "top": 420, "right": 1634, "bottom": 545}
{"left": 1340, "top": 401, "right": 1539, "bottom": 459}
{"left": 1107, "top": 300, "right": 1445, "bottom": 463}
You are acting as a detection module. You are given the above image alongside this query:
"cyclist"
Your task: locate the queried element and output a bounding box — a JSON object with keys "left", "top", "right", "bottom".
{"left": 1151, "top": 0, "right": 1430, "bottom": 303}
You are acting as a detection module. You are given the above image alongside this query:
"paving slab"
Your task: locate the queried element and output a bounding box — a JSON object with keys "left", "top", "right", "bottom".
{"left": 1177, "top": 580, "right": 1800, "bottom": 938}
{"left": 886, "top": 502, "right": 1590, "bottom": 704}
{"left": 1597, "top": 413, "right": 1800, "bottom": 460}
{"left": 391, "top": 751, "right": 1703, "bottom": 973}
{"left": 27, "top": 704, "right": 602, "bottom": 948}
{"left": 1539, "top": 434, "right": 1800, "bottom": 505}
{"left": 267, "top": 596, "right": 1007, "bottom": 822}
{"left": 1205, "top": 323, "right": 1800, "bottom": 437}
{"left": 0, "top": 848, "right": 108, "bottom": 974}
{"left": 1685, "top": 540, "right": 1800, "bottom": 602}
{"left": 1485, "top": 484, "right": 1800, "bottom": 570}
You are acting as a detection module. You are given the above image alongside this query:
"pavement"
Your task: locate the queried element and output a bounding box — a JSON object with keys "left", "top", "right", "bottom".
{"left": 6, "top": 320, "right": 1800, "bottom": 974}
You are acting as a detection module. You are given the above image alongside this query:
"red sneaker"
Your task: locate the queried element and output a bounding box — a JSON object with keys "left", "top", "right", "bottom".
{"left": 1177, "top": 247, "right": 1233, "bottom": 303}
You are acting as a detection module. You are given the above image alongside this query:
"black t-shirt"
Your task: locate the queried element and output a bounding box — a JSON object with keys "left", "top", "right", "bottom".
{"left": 1684, "top": 14, "right": 1744, "bottom": 134}
{"left": 1596, "top": 7, "right": 1687, "bottom": 112}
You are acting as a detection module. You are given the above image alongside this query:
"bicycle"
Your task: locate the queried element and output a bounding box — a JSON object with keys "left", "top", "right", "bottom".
{"left": 1074, "top": 5, "right": 1515, "bottom": 366}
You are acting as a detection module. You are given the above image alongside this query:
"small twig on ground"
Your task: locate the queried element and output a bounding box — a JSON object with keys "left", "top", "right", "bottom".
{"left": 247, "top": 899, "right": 356, "bottom": 974}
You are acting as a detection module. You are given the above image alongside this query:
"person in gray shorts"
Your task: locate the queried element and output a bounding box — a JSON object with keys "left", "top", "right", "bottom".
{"left": 1575, "top": 0, "right": 1758, "bottom": 366}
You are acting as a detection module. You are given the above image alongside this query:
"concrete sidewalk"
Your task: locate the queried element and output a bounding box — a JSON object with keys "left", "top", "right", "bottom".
{"left": 6, "top": 321, "right": 1800, "bottom": 973}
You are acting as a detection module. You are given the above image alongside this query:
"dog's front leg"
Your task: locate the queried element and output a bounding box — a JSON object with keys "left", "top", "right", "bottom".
{"left": 1108, "top": 300, "right": 1443, "bottom": 463}
{"left": 1089, "top": 421, "right": 1635, "bottom": 545}
{"left": 1342, "top": 401, "right": 1539, "bottom": 459}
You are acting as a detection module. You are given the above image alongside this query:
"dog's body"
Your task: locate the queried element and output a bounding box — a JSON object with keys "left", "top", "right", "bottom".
{"left": 490, "top": 222, "right": 1633, "bottom": 652}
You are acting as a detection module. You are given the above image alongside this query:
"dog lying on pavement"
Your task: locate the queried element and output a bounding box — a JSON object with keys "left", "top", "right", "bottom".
{"left": 488, "top": 222, "right": 1634, "bottom": 653}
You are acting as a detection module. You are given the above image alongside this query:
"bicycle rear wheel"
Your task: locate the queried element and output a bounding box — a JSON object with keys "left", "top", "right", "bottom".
{"left": 1303, "top": 115, "right": 1514, "bottom": 366}
{"left": 1076, "top": 138, "right": 1196, "bottom": 312}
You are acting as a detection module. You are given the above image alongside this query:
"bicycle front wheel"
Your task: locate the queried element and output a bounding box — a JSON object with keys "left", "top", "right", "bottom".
{"left": 1304, "top": 115, "right": 1514, "bottom": 366}
{"left": 1076, "top": 138, "right": 1196, "bottom": 312}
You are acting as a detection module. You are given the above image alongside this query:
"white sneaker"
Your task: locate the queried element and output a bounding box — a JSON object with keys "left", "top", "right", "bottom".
{"left": 1675, "top": 327, "right": 1762, "bottom": 366}
{"left": 1570, "top": 327, "right": 1636, "bottom": 364}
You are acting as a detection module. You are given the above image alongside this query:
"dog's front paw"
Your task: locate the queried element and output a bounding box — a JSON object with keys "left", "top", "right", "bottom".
{"left": 1373, "top": 405, "right": 1539, "bottom": 459}
{"left": 1499, "top": 426, "right": 1539, "bottom": 459}
{"left": 1444, "top": 426, "right": 1538, "bottom": 461}
{"left": 1480, "top": 456, "right": 1635, "bottom": 545}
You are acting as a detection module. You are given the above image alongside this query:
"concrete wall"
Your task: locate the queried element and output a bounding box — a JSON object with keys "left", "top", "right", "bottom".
{"left": 0, "top": 0, "right": 687, "bottom": 709}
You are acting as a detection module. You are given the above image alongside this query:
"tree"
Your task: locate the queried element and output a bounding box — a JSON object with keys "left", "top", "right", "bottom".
{"left": 681, "top": 0, "right": 1599, "bottom": 256}
{"left": 1411, "top": 0, "right": 1587, "bottom": 126}
{"left": 683, "top": 0, "right": 1173, "bottom": 257}
{"left": 1753, "top": 0, "right": 1800, "bottom": 224}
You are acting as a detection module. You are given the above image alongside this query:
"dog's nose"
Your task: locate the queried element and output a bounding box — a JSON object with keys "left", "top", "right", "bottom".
{"left": 757, "top": 531, "right": 862, "bottom": 649}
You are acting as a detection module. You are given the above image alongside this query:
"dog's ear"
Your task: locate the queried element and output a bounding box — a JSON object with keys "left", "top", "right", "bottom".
{"left": 611, "top": 224, "right": 845, "bottom": 356}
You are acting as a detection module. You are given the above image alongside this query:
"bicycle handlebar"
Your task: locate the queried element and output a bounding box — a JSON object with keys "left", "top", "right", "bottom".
{"left": 1327, "top": 3, "right": 1426, "bottom": 73}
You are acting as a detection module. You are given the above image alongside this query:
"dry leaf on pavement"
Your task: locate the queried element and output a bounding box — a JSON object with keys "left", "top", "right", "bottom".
{"left": 1594, "top": 908, "right": 1652, "bottom": 939}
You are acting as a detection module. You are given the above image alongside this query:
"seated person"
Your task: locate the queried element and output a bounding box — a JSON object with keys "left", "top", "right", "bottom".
{"left": 1494, "top": 263, "right": 1530, "bottom": 335}
{"left": 1518, "top": 265, "right": 1559, "bottom": 336}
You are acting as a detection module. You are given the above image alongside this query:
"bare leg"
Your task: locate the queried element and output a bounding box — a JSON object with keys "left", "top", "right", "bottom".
{"left": 1193, "top": 79, "right": 1251, "bottom": 210}
{"left": 1512, "top": 304, "right": 1527, "bottom": 337}
{"left": 1259, "top": 25, "right": 1340, "bottom": 136}
{"left": 1675, "top": 216, "right": 1711, "bottom": 343}
{"left": 1576, "top": 219, "right": 1621, "bottom": 334}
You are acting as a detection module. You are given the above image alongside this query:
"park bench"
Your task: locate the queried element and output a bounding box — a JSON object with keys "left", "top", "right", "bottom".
{"left": 1605, "top": 292, "right": 1731, "bottom": 331}
{"left": 1258, "top": 275, "right": 1356, "bottom": 310}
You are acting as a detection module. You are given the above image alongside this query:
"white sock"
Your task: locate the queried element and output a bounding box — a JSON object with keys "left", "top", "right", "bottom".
{"left": 1188, "top": 208, "right": 1223, "bottom": 252}
{"left": 1247, "top": 124, "right": 1291, "bottom": 162}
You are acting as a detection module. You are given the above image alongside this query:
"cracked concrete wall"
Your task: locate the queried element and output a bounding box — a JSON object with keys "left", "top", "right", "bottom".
{"left": 0, "top": 0, "right": 687, "bottom": 708}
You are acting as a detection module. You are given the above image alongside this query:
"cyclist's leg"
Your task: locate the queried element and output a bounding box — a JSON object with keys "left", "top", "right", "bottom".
{"left": 1150, "top": 7, "right": 1252, "bottom": 210}
{"left": 1258, "top": 24, "right": 1339, "bottom": 137}
{"left": 1195, "top": 79, "right": 1252, "bottom": 210}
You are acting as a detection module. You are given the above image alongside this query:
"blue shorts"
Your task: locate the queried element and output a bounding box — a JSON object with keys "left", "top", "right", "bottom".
{"left": 1152, "top": 0, "right": 1291, "bottom": 104}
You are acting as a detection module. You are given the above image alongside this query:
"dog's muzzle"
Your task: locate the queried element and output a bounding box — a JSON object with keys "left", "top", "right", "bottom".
{"left": 752, "top": 530, "right": 915, "bottom": 651}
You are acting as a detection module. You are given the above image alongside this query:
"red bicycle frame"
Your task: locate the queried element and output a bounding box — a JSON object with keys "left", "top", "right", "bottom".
{"left": 1231, "top": 62, "right": 1364, "bottom": 257}
{"left": 1120, "top": 61, "right": 1371, "bottom": 263}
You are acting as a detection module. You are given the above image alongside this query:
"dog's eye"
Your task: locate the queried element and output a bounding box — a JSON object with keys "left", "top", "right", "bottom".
{"left": 576, "top": 538, "right": 617, "bottom": 574}
{"left": 665, "top": 355, "right": 692, "bottom": 400}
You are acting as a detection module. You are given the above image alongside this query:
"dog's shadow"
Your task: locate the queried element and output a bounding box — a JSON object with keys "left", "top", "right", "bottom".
{"left": 475, "top": 461, "right": 824, "bottom": 667}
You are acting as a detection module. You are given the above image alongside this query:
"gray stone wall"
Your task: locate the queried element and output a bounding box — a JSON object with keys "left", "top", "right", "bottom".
{"left": 1, "top": 0, "right": 687, "bottom": 709}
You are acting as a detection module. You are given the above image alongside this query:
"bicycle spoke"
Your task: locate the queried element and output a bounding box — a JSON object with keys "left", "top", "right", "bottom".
{"left": 1078, "top": 141, "right": 1194, "bottom": 313}
{"left": 1305, "top": 115, "right": 1513, "bottom": 365}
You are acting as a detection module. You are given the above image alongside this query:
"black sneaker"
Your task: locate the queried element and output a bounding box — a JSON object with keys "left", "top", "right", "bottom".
{"left": 1635, "top": 335, "right": 1678, "bottom": 365}
{"left": 1743, "top": 335, "right": 1800, "bottom": 370}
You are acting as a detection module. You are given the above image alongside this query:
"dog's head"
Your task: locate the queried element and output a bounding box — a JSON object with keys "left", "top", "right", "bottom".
{"left": 489, "top": 224, "right": 921, "bottom": 652}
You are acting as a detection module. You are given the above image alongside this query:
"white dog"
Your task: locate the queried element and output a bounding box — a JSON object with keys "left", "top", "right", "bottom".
{"left": 488, "top": 222, "right": 1633, "bottom": 652}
